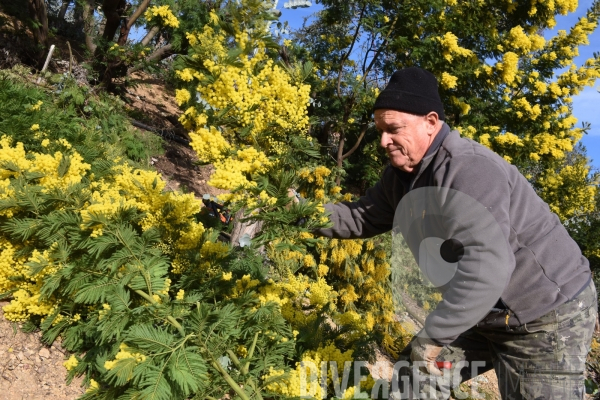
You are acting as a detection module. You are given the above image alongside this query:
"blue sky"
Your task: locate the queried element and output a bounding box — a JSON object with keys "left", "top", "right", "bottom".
{"left": 277, "top": 1, "right": 600, "bottom": 169}
{"left": 548, "top": 0, "right": 600, "bottom": 169}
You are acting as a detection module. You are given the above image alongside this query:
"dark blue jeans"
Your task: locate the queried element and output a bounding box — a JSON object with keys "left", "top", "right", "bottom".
{"left": 394, "top": 280, "right": 598, "bottom": 399}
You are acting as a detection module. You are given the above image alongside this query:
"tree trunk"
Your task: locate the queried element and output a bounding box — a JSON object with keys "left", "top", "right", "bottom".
{"left": 57, "top": 0, "right": 71, "bottom": 20}
{"left": 335, "top": 131, "right": 345, "bottom": 186}
{"left": 100, "top": 0, "right": 127, "bottom": 44}
{"left": 81, "top": 0, "right": 96, "bottom": 53}
{"left": 117, "top": 0, "right": 152, "bottom": 45}
{"left": 27, "top": 0, "right": 49, "bottom": 66}
{"left": 334, "top": 122, "right": 368, "bottom": 186}
{"left": 230, "top": 209, "right": 264, "bottom": 249}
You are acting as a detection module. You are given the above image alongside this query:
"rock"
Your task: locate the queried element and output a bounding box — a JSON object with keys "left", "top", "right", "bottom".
{"left": 38, "top": 348, "right": 50, "bottom": 358}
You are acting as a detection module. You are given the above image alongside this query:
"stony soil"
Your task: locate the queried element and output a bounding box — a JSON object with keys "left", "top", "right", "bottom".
{"left": 0, "top": 302, "right": 85, "bottom": 400}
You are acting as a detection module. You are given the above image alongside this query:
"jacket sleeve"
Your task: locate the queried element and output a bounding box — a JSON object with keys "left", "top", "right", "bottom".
{"left": 315, "top": 166, "right": 401, "bottom": 239}
{"left": 425, "top": 155, "right": 515, "bottom": 345}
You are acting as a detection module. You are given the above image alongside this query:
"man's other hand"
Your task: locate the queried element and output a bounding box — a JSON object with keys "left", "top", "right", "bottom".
{"left": 410, "top": 336, "right": 444, "bottom": 376}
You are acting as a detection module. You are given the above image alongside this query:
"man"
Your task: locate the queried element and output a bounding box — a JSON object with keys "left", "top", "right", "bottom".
{"left": 316, "top": 67, "right": 597, "bottom": 399}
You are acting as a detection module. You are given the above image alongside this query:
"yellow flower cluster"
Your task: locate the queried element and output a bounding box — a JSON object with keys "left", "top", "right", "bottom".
{"left": 511, "top": 98, "right": 542, "bottom": 120}
{"left": 81, "top": 164, "right": 201, "bottom": 239}
{"left": 176, "top": 11, "right": 312, "bottom": 206}
{"left": 538, "top": 162, "right": 595, "bottom": 221}
{"left": 182, "top": 240, "right": 230, "bottom": 274}
{"left": 208, "top": 147, "right": 272, "bottom": 192}
{"left": 436, "top": 32, "right": 474, "bottom": 62}
{"left": 298, "top": 166, "right": 331, "bottom": 187}
{"left": 144, "top": 5, "right": 180, "bottom": 28}
{"left": 505, "top": 26, "right": 545, "bottom": 54}
{"left": 3, "top": 288, "right": 55, "bottom": 321}
{"left": 104, "top": 343, "right": 146, "bottom": 370}
{"left": 177, "top": 221, "right": 205, "bottom": 251}
{"left": 200, "top": 240, "right": 229, "bottom": 259}
{"left": 29, "top": 100, "right": 43, "bottom": 111}
{"left": 98, "top": 303, "right": 111, "bottom": 320}
{"left": 233, "top": 274, "right": 260, "bottom": 296}
{"left": 1, "top": 240, "right": 60, "bottom": 322}
{"left": 184, "top": 19, "right": 311, "bottom": 138}
{"left": 0, "top": 242, "right": 26, "bottom": 293}
{"left": 496, "top": 52, "right": 519, "bottom": 84}
{"left": 189, "top": 126, "right": 231, "bottom": 163}
{"left": 0, "top": 137, "right": 90, "bottom": 194}
{"left": 175, "top": 89, "right": 191, "bottom": 106}
{"left": 450, "top": 96, "right": 471, "bottom": 116}
{"left": 0, "top": 135, "right": 226, "bottom": 323}
{"left": 175, "top": 68, "right": 201, "bottom": 82}
{"left": 307, "top": 277, "right": 337, "bottom": 310}
{"left": 494, "top": 132, "right": 524, "bottom": 147}
{"left": 258, "top": 281, "right": 288, "bottom": 307}
{"left": 263, "top": 342, "right": 368, "bottom": 398}
{"left": 531, "top": 133, "right": 573, "bottom": 158}
{"left": 63, "top": 355, "right": 79, "bottom": 371}
{"left": 440, "top": 72, "right": 458, "bottom": 89}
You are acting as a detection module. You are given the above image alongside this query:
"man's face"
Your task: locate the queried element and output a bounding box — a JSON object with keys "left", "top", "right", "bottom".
{"left": 375, "top": 109, "right": 437, "bottom": 173}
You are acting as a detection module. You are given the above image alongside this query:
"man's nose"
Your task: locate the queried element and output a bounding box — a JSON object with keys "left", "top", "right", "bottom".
{"left": 380, "top": 132, "right": 391, "bottom": 148}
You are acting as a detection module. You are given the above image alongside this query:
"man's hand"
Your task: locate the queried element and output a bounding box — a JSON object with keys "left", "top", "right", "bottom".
{"left": 410, "top": 336, "right": 444, "bottom": 376}
{"left": 286, "top": 188, "right": 307, "bottom": 226}
{"left": 286, "top": 188, "right": 300, "bottom": 208}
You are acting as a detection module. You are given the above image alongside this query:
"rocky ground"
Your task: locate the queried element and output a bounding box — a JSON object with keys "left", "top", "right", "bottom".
{"left": 0, "top": 302, "right": 85, "bottom": 400}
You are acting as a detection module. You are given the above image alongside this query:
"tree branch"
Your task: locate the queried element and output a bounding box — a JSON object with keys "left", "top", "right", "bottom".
{"left": 336, "top": 4, "right": 366, "bottom": 99}
{"left": 141, "top": 25, "right": 160, "bottom": 46}
{"left": 117, "top": 0, "right": 152, "bottom": 45}
{"left": 342, "top": 122, "right": 368, "bottom": 160}
{"left": 336, "top": 130, "right": 345, "bottom": 167}
{"left": 127, "top": 43, "right": 174, "bottom": 75}
{"left": 361, "top": 14, "right": 399, "bottom": 85}
{"left": 126, "top": 0, "right": 151, "bottom": 30}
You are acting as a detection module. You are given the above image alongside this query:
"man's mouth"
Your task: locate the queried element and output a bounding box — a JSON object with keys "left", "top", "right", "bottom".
{"left": 388, "top": 147, "right": 406, "bottom": 156}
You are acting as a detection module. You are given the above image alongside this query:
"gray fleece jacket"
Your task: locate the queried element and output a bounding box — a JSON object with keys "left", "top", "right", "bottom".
{"left": 317, "top": 123, "right": 591, "bottom": 343}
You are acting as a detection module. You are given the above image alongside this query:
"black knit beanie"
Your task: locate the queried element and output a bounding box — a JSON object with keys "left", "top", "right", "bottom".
{"left": 373, "top": 67, "right": 445, "bottom": 120}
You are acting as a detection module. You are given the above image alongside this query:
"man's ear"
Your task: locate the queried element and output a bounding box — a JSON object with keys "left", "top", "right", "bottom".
{"left": 425, "top": 112, "right": 440, "bottom": 135}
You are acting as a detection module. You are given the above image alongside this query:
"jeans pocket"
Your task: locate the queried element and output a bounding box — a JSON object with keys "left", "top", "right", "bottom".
{"left": 520, "top": 372, "right": 585, "bottom": 400}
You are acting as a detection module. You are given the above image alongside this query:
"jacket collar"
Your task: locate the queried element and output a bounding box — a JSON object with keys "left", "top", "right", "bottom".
{"left": 424, "top": 122, "right": 450, "bottom": 159}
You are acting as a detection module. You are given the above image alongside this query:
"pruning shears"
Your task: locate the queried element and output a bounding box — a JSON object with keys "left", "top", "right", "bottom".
{"left": 436, "top": 361, "right": 453, "bottom": 369}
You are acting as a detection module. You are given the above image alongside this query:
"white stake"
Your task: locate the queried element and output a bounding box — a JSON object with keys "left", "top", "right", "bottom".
{"left": 37, "top": 44, "right": 55, "bottom": 84}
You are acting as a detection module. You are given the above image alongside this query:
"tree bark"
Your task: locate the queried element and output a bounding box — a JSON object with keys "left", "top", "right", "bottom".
{"left": 117, "top": 0, "right": 152, "bottom": 45}
{"left": 341, "top": 122, "right": 368, "bottom": 160}
{"left": 81, "top": 0, "right": 96, "bottom": 53}
{"left": 100, "top": 0, "right": 127, "bottom": 43}
{"left": 57, "top": 0, "right": 72, "bottom": 20}
{"left": 230, "top": 209, "right": 264, "bottom": 249}
{"left": 141, "top": 26, "right": 160, "bottom": 46}
{"left": 334, "top": 121, "right": 368, "bottom": 186}
{"left": 335, "top": 131, "right": 345, "bottom": 186}
{"left": 27, "top": 0, "right": 49, "bottom": 66}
